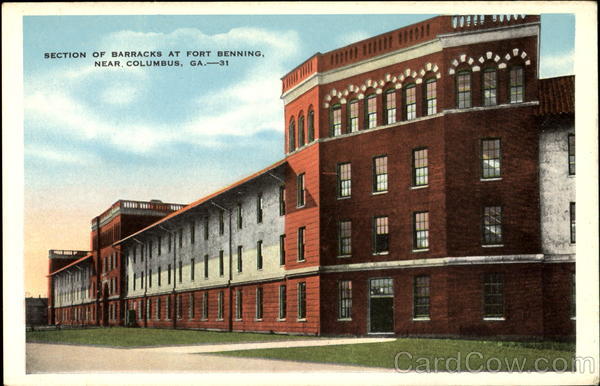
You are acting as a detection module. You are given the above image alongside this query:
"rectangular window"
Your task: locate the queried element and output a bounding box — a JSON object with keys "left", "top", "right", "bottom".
{"left": 348, "top": 99, "right": 359, "bottom": 132}
{"left": 425, "top": 78, "right": 437, "bottom": 115}
{"left": 219, "top": 250, "right": 224, "bottom": 277}
{"left": 133, "top": 246, "right": 137, "bottom": 264}
{"left": 133, "top": 273, "right": 136, "bottom": 291}
{"left": 204, "top": 254, "right": 209, "bottom": 279}
{"left": 413, "top": 275, "right": 430, "bottom": 318}
{"left": 179, "top": 229, "right": 183, "bottom": 248}
{"left": 483, "top": 68, "right": 497, "bottom": 106}
{"left": 149, "top": 269, "right": 152, "bottom": 288}
{"left": 235, "top": 289, "right": 243, "bottom": 320}
{"left": 156, "top": 298, "right": 161, "bottom": 320}
{"left": 297, "top": 174, "right": 305, "bottom": 207}
{"left": 297, "top": 227, "right": 306, "bottom": 262}
{"left": 149, "top": 241, "right": 153, "bottom": 259}
{"left": 202, "top": 292, "right": 208, "bottom": 320}
{"left": 219, "top": 210, "right": 225, "bottom": 235}
{"left": 412, "top": 148, "right": 429, "bottom": 186}
{"left": 189, "top": 293, "right": 195, "bottom": 319}
{"left": 568, "top": 134, "right": 575, "bottom": 175}
{"left": 158, "top": 266, "right": 161, "bottom": 286}
{"left": 167, "top": 264, "right": 171, "bottom": 285}
{"left": 413, "top": 212, "right": 429, "bottom": 250}
{"left": 331, "top": 104, "right": 342, "bottom": 136}
{"left": 158, "top": 237, "right": 161, "bottom": 256}
{"left": 297, "top": 282, "right": 307, "bottom": 320}
{"left": 373, "top": 216, "right": 389, "bottom": 253}
{"left": 257, "top": 240, "right": 263, "bottom": 270}
{"left": 279, "top": 186, "right": 286, "bottom": 216}
{"left": 481, "top": 139, "right": 501, "bottom": 179}
{"left": 385, "top": 89, "right": 396, "bottom": 124}
{"left": 483, "top": 273, "right": 504, "bottom": 318}
{"left": 570, "top": 202, "right": 576, "bottom": 244}
{"left": 483, "top": 206, "right": 503, "bottom": 245}
{"left": 509, "top": 66, "right": 524, "bottom": 103}
{"left": 177, "top": 295, "right": 182, "bottom": 319}
{"left": 279, "top": 285, "right": 287, "bottom": 319}
{"left": 405, "top": 84, "right": 416, "bottom": 120}
{"left": 256, "top": 287, "right": 263, "bottom": 320}
{"left": 237, "top": 246, "right": 243, "bottom": 273}
{"left": 366, "top": 94, "right": 377, "bottom": 128}
{"left": 337, "top": 163, "right": 352, "bottom": 198}
{"left": 168, "top": 234, "right": 172, "bottom": 252}
{"left": 178, "top": 261, "right": 182, "bottom": 283}
{"left": 190, "top": 221, "right": 195, "bottom": 244}
{"left": 338, "top": 220, "right": 352, "bottom": 256}
{"left": 166, "top": 297, "right": 171, "bottom": 320}
{"left": 217, "top": 291, "right": 224, "bottom": 320}
{"left": 338, "top": 280, "right": 352, "bottom": 320}
{"left": 257, "top": 194, "right": 263, "bottom": 223}
{"left": 279, "top": 234, "right": 286, "bottom": 266}
{"left": 191, "top": 258, "right": 195, "bottom": 281}
{"left": 237, "top": 203, "right": 243, "bottom": 229}
{"left": 204, "top": 217, "right": 209, "bottom": 240}
{"left": 457, "top": 71, "right": 472, "bottom": 108}
{"left": 373, "top": 156, "right": 388, "bottom": 192}
{"left": 140, "top": 271, "right": 144, "bottom": 289}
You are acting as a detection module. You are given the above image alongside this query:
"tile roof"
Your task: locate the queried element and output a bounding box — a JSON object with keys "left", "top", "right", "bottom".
{"left": 47, "top": 253, "right": 93, "bottom": 277}
{"left": 537, "top": 75, "right": 574, "bottom": 116}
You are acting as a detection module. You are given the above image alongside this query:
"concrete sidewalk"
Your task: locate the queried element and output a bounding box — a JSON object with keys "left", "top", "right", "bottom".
{"left": 26, "top": 337, "right": 396, "bottom": 373}
{"left": 132, "top": 336, "right": 396, "bottom": 354}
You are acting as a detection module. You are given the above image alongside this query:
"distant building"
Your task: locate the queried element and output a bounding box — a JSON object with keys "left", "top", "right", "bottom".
{"left": 47, "top": 15, "right": 575, "bottom": 340}
{"left": 26, "top": 297, "right": 48, "bottom": 326}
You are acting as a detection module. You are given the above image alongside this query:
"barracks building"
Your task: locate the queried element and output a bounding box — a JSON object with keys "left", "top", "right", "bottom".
{"left": 47, "top": 15, "right": 576, "bottom": 339}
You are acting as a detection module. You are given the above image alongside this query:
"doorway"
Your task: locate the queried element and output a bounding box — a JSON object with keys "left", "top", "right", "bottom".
{"left": 369, "top": 278, "right": 394, "bottom": 333}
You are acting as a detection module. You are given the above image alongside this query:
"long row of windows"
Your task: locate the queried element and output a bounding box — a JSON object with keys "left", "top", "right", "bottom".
{"left": 337, "top": 206, "right": 506, "bottom": 257}
{"left": 289, "top": 110, "right": 315, "bottom": 152}
{"left": 335, "top": 273, "right": 509, "bottom": 321}
{"left": 234, "top": 282, "right": 307, "bottom": 321}
{"left": 456, "top": 66, "right": 524, "bottom": 109}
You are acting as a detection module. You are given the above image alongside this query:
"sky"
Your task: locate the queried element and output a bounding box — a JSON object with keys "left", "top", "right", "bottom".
{"left": 21, "top": 12, "right": 575, "bottom": 297}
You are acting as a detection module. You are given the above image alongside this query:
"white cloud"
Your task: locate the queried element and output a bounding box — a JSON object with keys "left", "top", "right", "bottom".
{"left": 25, "top": 144, "right": 98, "bottom": 165}
{"left": 25, "top": 26, "right": 300, "bottom": 154}
{"left": 540, "top": 50, "right": 574, "bottom": 78}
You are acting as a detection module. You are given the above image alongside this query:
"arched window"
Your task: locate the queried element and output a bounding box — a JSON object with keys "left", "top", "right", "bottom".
{"left": 424, "top": 78, "right": 437, "bottom": 115}
{"left": 404, "top": 83, "right": 416, "bottom": 120}
{"left": 330, "top": 104, "right": 342, "bottom": 136}
{"left": 456, "top": 70, "right": 472, "bottom": 108}
{"left": 482, "top": 67, "right": 497, "bottom": 106}
{"left": 307, "top": 109, "right": 315, "bottom": 142}
{"left": 298, "top": 115, "right": 305, "bottom": 147}
{"left": 365, "top": 94, "right": 377, "bottom": 129}
{"left": 384, "top": 89, "right": 396, "bottom": 124}
{"left": 288, "top": 117, "right": 296, "bottom": 152}
{"left": 509, "top": 66, "right": 524, "bottom": 103}
{"left": 347, "top": 99, "right": 359, "bottom": 132}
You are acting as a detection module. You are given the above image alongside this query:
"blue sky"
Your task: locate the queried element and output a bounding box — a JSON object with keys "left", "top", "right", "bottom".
{"left": 22, "top": 13, "right": 574, "bottom": 296}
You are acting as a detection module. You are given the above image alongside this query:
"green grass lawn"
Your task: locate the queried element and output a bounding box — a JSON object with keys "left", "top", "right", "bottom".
{"left": 26, "top": 327, "right": 316, "bottom": 347}
{"left": 215, "top": 338, "right": 576, "bottom": 371}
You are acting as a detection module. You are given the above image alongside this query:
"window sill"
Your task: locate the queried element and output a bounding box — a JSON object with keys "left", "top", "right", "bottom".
{"left": 372, "top": 190, "right": 388, "bottom": 196}
{"left": 412, "top": 248, "right": 429, "bottom": 253}
{"left": 569, "top": 243, "right": 576, "bottom": 246}
{"left": 412, "top": 317, "right": 431, "bottom": 321}
{"left": 372, "top": 251, "right": 389, "bottom": 256}
{"left": 568, "top": 174, "right": 575, "bottom": 178}
{"left": 297, "top": 259, "right": 306, "bottom": 263}
{"left": 217, "top": 318, "right": 224, "bottom": 321}
{"left": 297, "top": 318, "right": 307, "bottom": 322}
{"left": 480, "top": 177, "right": 502, "bottom": 182}
{"left": 255, "top": 319, "right": 263, "bottom": 322}
{"left": 337, "top": 318, "right": 352, "bottom": 322}
{"left": 482, "top": 244, "right": 504, "bottom": 248}
{"left": 337, "top": 196, "right": 351, "bottom": 200}
{"left": 234, "top": 318, "right": 242, "bottom": 322}
{"left": 337, "top": 254, "right": 352, "bottom": 259}
{"left": 296, "top": 205, "right": 306, "bottom": 209}
{"left": 483, "top": 317, "right": 505, "bottom": 321}
{"left": 277, "top": 318, "right": 286, "bottom": 322}
{"left": 411, "top": 185, "right": 429, "bottom": 190}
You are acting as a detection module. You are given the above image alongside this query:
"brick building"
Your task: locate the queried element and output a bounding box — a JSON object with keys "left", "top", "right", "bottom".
{"left": 47, "top": 15, "right": 575, "bottom": 339}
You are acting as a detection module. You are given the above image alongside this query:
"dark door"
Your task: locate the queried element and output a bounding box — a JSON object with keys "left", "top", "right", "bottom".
{"left": 370, "top": 297, "right": 394, "bottom": 333}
